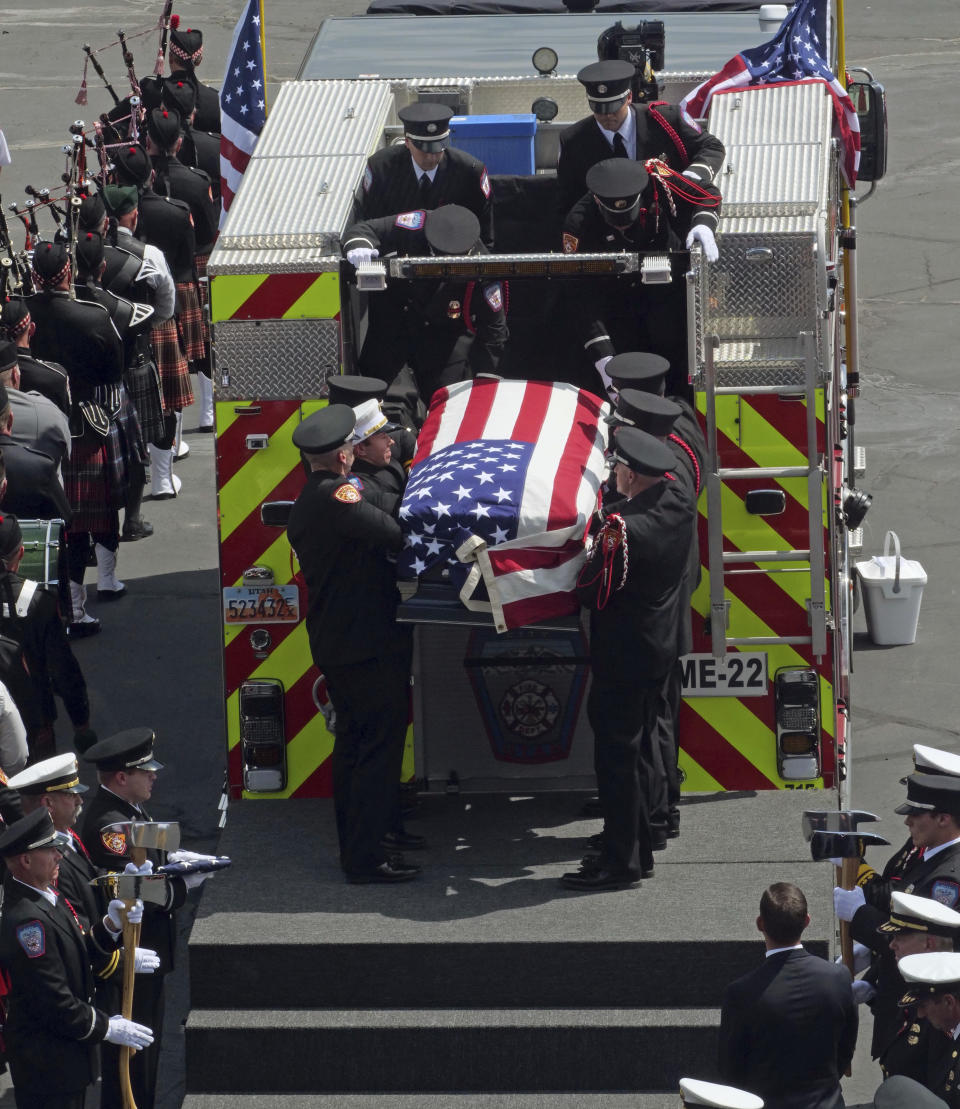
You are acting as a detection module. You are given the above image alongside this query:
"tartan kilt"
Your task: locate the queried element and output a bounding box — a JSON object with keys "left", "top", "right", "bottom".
{"left": 151, "top": 317, "right": 194, "bottom": 412}
{"left": 112, "top": 384, "right": 148, "bottom": 469}
{"left": 195, "top": 253, "right": 212, "bottom": 366}
{"left": 62, "top": 437, "right": 117, "bottom": 535}
{"left": 124, "top": 355, "right": 166, "bottom": 446}
{"left": 176, "top": 280, "right": 207, "bottom": 364}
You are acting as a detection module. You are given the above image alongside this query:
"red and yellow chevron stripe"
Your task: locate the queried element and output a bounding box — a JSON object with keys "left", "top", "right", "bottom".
{"left": 678, "top": 388, "right": 838, "bottom": 792}
{"left": 210, "top": 272, "right": 341, "bottom": 322}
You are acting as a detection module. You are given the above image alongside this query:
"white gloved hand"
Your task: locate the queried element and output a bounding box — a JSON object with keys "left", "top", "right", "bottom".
{"left": 686, "top": 224, "right": 719, "bottom": 263}
{"left": 105, "top": 1016, "right": 154, "bottom": 1050}
{"left": 834, "top": 941, "right": 872, "bottom": 973}
{"left": 851, "top": 978, "right": 877, "bottom": 1005}
{"left": 123, "top": 861, "right": 153, "bottom": 876}
{"left": 346, "top": 247, "right": 379, "bottom": 268}
{"left": 594, "top": 355, "right": 613, "bottom": 392}
{"left": 833, "top": 885, "right": 866, "bottom": 922}
{"left": 183, "top": 871, "right": 212, "bottom": 891}
{"left": 167, "top": 848, "right": 217, "bottom": 865}
{"left": 682, "top": 167, "right": 703, "bottom": 182}
{"left": 134, "top": 947, "right": 160, "bottom": 974}
{"left": 105, "top": 898, "right": 144, "bottom": 933}
{"left": 826, "top": 857, "right": 844, "bottom": 867}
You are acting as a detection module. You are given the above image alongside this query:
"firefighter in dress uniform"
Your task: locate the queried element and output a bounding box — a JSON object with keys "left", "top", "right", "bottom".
{"left": 562, "top": 158, "right": 720, "bottom": 398}
{"left": 286, "top": 406, "right": 420, "bottom": 883}
{"left": 349, "top": 398, "right": 407, "bottom": 505}
{"left": 679, "top": 1077, "right": 763, "bottom": 1109}
{"left": 557, "top": 59, "right": 725, "bottom": 236}
{"left": 328, "top": 374, "right": 418, "bottom": 482}
{"left": 0, "top": 808, "right": 153, "bottom": 1109}
{"left": 112, "top": 143, "right": 195, "bottom": 500}
{"left": 80, "top": 727, "right": 204, "bottom": 1109}
{"left": 565, "top": 426, "right": 695, "bottom": 891}
{"left": 28, "top": 241, "right": 125, "bottom": 639}
{"left": 895, "top": 952, "right": 960, "bottom": 1108}
{"left": 343, "top": 205, "right": 508, "bottom": 406}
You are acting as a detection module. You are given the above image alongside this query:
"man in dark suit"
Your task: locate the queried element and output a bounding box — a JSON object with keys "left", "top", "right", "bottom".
{"left": 718, "top": 881, "right": 858, "bottom": 1108}
{"left": 557, "top": 59, "right": 725, "bottom": 238}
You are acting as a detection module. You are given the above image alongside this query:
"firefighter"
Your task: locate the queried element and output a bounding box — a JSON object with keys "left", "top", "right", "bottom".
{"left": 0, "top": 808, "right": 154, "bottom": 1109}
{"left": 349, "top": 398, "right": 406, "bottom": 504}
{"left": 556, "top": 59, "right": 725, "bottom": 233}
{"left": 0, "top": 340, "right": 70, "bottom": 470}
{"left": 359, "top": 103, "right": 493, "bottom": 250}
{"left": 562, "top": 158, "right": 720, "bottom": 398}
{"left": 0, "top": 298, "right": 71, "bottom": 417}
{"left": 565, "top": 427, "right": 695, "bottom": 891}
{"left": 896, "top": 952, "right": 960, "bottom": 1108}
{"left": 343, "top": 205, "right": 508, "bottom": 405}
{"left": 286, "top": 405, "right": 419, "bottom": 884}
{"left": 678, "top": 1077, "right": 763, "bottom": 1108}
{"left": 0, "top": 384, "right": 72, "bottom": 522}
{"left": 327, "top": 373, "right": 418, "bottom": 472}
{"left": 166, "top": 18, "right": 221, "bottom": 135}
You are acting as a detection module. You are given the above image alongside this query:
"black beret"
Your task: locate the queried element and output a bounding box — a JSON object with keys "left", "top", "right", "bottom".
{"left": 162, "top": 76, "right": 197, "bottom": 118}
{"left": 0, "top": 809, "right": 59, "bottom": 856}
{"left": 83, "top": 727, "right": 164, "bottom": 772}
{"left": 425, "top": 205, "right": 481, "bottom": 256}
{"left": 101, "top": 184, "right": 139, "bottom": 217}
{"left": 608, "top": 390, "right": 681, "bottom": 437}
{"left": 139, "top": 74, "right": 165, "bottom": 112}
{"left": 610, "top": 426, "right": 675, "bottom": 477}
{"left": 0, "top": 340, "right": 19, "bottom": 375}
{"left": 607, "top": 352, "right": 670, "bottom": 393}
{"left": 0, "top": 298, "right": 30, "bottom": 340}
{"left": 113, "top": 144, "right": 153, "bottom": 187}
{"left": 75, "top": 231, "right": 105, "bottom": 275}
{"left": 169, "top": 21, "right": 203, "bottom": 64}
{"left": 292, "top": 405, "right": 356, "bottom": 454}
{"left": 31, "top": 240, "right": 71, "bottom": 281}
{"left": 78, "top": 193, "right": 107, "bottom": 231}
{"left": 147, "top": 107, "right": 183, "bottom": 149}
{"left": 326, "top": 375, "right": 388, "bottom": 407}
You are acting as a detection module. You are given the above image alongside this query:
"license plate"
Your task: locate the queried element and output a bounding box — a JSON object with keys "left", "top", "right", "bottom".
{"left": 223, "top": 584, "right": 300, "bottom": 625}
{"left": 679, "top": 653, "right": 768, "bottom": 698}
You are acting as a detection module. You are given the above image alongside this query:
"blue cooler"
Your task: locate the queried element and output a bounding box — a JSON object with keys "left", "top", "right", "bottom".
{"left": 449, "top": 113, "right": 537, "bottom": 175}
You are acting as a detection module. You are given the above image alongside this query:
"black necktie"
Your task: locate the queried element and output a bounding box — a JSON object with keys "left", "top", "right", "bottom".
{"left": 419, "top": 174, "right": 432, "bottom": 198}
{"left": 612, "top": 132, "right": 628, "bottom": 159}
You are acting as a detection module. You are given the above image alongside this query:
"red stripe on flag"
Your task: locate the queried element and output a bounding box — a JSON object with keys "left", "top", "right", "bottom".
{"left": 678, "top": 703, "right": 781, "bottom": 790}
{"left": 489, "top": 539, "right": 583, "bottom": 576}
{"left": 501, "top": 590, "right": 579, "bottom": 629}
{"left": 412, "top": 386, "right": 451, "bottom": 466}
{"left": 221, "top": 135, "right": 252, "bottom": 176}
{"left": 547, "top": 388, "right": 605, "bottom": 531}
{"left": 510, "top": 379, "right": 552, "bottom": 442}
{"left": 229, "top": 273, "right": 319, "bottom": 321}
{"left": 455, "top": 377, "right": 498, "bottom": 443}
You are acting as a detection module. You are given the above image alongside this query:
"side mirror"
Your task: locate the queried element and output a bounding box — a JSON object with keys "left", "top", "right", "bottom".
{"left": 848, "top": 78, "right": 887, "bottom": 183}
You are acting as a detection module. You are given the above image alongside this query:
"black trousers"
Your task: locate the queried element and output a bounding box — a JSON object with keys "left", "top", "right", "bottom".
{"left": 322, "top": 633, "right": 413, "bottom": 874}
{"left": 650, "top": 662, "right": 684, "bottom": 834}
{"left": 587, "top": 676, "right": 660, "bottom": 875}
{"left": 99, "top": 973, "right": 165, "bottom": 1109}
{"left": 14, "top": 1090, "right": 87, "bottom": 1109}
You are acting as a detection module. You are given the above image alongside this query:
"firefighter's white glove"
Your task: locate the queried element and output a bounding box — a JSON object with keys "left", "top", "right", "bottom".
{"left": 167, "top": 849, "right": 216, "bottom": 865}
{"left": 123, "top": 860, "right": 153, "bottom": 876}
{"left": 834, "top": 941, "right": 872, "bottom": 973}
{"left": 833, "top": 885, "right": 866, "bottom": 922}
{"left": 686, "top": 225, "right": 719, "bottom": 263}
{"left": 346, "top": 247, "right": 379, "bottom": 268}
{"left": 134, "top": 947, "right": 160, "bottom": 974}
{"left": 105, "top": 898, "right": 143, "bottom": 934}
{"left": 594, "top": 355, "right": 613, "bottom": 393}
{"left": 105, "top": 1016, "right": 154, "bottom": 1050}
{"left": 183, "top": 870, "right": 212, "bottom": 891}
{"left": 826, "top": 857, "right": 845, "bottom": 867}
{"left": 682, "top": 167, "right": 704, "bottom": 182}
{"left": 851, "top": 978, "right": 877, "bottom": 1005}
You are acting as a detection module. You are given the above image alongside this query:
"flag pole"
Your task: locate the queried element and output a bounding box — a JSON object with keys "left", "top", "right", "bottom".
{"left": 259, "top": 0, "right": 268, "bottom": 117}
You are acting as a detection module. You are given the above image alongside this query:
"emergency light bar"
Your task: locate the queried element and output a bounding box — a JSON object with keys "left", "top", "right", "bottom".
{"left": 386, "top": 252, "right": 640, "bottom": 281}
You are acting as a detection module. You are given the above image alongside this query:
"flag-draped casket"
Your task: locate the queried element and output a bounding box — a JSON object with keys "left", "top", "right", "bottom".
{"left": 396, "top": 378, "right": 609, "bottom": 633}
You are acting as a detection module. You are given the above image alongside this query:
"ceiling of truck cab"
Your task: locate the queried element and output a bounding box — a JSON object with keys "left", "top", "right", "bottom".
{"left": 299, "top": 12, "right": 762, "bottom": 79}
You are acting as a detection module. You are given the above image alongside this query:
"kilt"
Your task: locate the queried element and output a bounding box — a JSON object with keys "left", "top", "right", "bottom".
{"left": 62, "top": 437, "right": 117, "bottom": 535}
{"left": 124, "top": 354, "right": 166, "bottom": 446}
{"left": 194, "top": 252, "right": 212, "bottom": 372}
{"left": 176, "top": 280, "right": 207, "bottom": 364}
{"left": 151, "top": 317, "right": 194, "bottom": 412}
{"left": 105, "top": 385, "right": 148, "bottom": 489}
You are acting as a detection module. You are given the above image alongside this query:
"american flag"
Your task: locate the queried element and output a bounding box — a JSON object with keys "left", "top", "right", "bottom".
{"left": 219, "top": 0, "right": 267, "bottom": 223}
{"left": 398, "top": 379, "right": 609, "bottom": 633}
{"left": 679, "top": 0, "right": 860, "bottom": 185}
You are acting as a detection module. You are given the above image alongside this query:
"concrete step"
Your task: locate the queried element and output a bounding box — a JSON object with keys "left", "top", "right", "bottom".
{"left": 185, "top": 1008, "right": 720, "bottom": 1094}
{"left": 183, "top": 1096, "right": 683, "bottom": 1108}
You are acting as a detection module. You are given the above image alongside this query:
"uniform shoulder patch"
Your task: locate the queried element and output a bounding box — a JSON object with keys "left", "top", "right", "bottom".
{"left": 484, "top": 283, "right": 503, "bottom": 312}
{"left": 363, "top": 165, "right": 373, "bottom": 193}
{"left": 101, "top": 829, "right": 127, "bottom": 856}
{"left": 562, "top": 232, "right": 579, "bottom": 255}
{"left": 16, "top": 921, "right": 45, "bottom": 958}
{"left": 480, "top": 169, "right": 491, "bottom": 199}
{"left": 333, "top": 483, "right": 362, "bottom": 505}
{"left": 347, "top": 475, "right": 365, "bottom": 491}
{"left": 395, "top": 210, "right": 425, "bottom": 230}
{"left": 931, "top": 880, "right": 960, "bottom": 908}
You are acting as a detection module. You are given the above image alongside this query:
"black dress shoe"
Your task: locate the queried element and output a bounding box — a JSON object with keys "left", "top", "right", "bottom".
{"left": 121, "top": 517, "right": 154, "bottom": 541}
{"left": 560, "top": 860, "right": 641, "bottom": 891}
{"left": 198, "top": 424, "right": 214, "bottom": 433}
{"left": 581, "top": 796, "right": 603, "bottom": 818}
{"left": 652, "top": 830, "right": 668, "bottom": 851}
{"left": 67, "top": 619, "right": 101, "bottom": 640}
{"left": 666, "top": 827, "right": 680, "bottom": 840}
{"left": 585, "top": 831, "right": 605, "bottom": 852}
{"left": 380, "top": 830, "right": 427, "bottom": 851}
{"left": 96, "top": 585, "right": 127, "bottom": 602}
{"left": 345, "top": 856, "right": 421, "bottom": 884}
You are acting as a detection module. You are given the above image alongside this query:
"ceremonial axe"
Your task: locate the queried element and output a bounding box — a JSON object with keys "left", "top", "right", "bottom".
{"left": 101, "top": 820, "right": 180, "bottom": 1109}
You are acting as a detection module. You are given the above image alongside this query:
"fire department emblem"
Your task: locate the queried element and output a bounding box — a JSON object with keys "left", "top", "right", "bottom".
{"left": 480, "top": 170, "right": 491, "bottom": 199}
{"left": 363, "top": 166, "right": 373, "bottom": 192}
{"left": 16, "top": 921, "right": 44, "bottom": 958}
{"left": 484, "top": 284, "right": 503, "bottom": 312}
{"left": 101, "top": 830, "right": 126, "bottom": 855}
{"left": 333, "top": 484, "right": 362, "bottom": 504}
{"left": 427, "top": 123, "right": 437, "bottom": 133}
{"left": 500, "top": 679, "right": 560, "bottom": 739}
{"left": 447, "top": 299, "right": 462, "bottom": 319}
{"left": 597, "top": 84, "right": 608, "bottom": 94}
{"left": 562, "top": 233, "right": 579, "bottom": 254}
{"left": 931, "top": 880, "right": 960, "bottom": 908}
{"left": 395, "top": 210, "right": 425, "bottom": 230}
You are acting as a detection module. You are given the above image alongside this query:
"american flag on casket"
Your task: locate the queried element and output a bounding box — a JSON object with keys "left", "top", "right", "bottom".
{"left": 397, "top": 379, "right": 609, "bottom": 633}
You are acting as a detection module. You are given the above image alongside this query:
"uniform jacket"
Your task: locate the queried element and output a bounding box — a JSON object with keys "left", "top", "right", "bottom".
{"left": 15, "top": 351, "right": 71, "bottom": 417}
{"left": 183, "top": 75, "right": 221, "bottom": 135}
{"left": 153, "top": 154, "right": 219, "bottom": 253}
{"left": 579, "top": 476, "right": 695, "bottom": 685}
{"left": 136, "top": 189, "right": 197, "bottom": 284}
{"left": 0, "top": 875, "right": 117, "bottom": 1096}
{"left": 359, "top": 143, "right": 494, "bottom": 249}
{"left": 287, "top": 469, "right": 404, "bottom": 668}
{"left": 880, "top": 1012, "right": 952, "bottom": 1088}
{"left": 79, "top": 787, "right": 187, "bottom": 973}
{"left": 180, "top": 126, "right": 222, "bottom": 203}
{"left": 718, "top": 947, "right": 858, "bottom": 1109}
{"left": 556, "top": 102, "right": 726, "bottom": 221}
{"left": 28, "top": 290, "right": 124, "bottom": 400}
{"left": 7, "top": 388, "right": 71, "bottom": 467}
{"left": 351, "top": 455, "right": 409, "bottom": 504}
{"left": 56, "top": 831, "right": 111, "bottom": 934}
{"left": 0, "top": 432, "right": 72, "bottom": 522}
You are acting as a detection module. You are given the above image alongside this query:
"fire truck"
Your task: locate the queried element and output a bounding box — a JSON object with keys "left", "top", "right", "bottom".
{"left": 207, "top": 2, "right": 887, "bottom": 804}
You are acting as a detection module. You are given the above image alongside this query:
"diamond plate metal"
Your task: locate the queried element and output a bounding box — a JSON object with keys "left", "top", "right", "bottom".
{"left": 212, "top": 319, "right": 341, "bottom": 401}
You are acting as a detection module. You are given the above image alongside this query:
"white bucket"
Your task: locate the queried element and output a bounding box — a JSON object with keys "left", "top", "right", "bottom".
{"left": 855, "top": 531, "right": 927, "bottom": 646}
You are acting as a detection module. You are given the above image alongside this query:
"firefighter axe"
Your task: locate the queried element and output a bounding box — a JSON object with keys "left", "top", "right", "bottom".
{"left": 101, "top": 821, "right": 180, "bottom": 1109}
{"left": 801, "top": 809, "right": 880, "bottom": 842}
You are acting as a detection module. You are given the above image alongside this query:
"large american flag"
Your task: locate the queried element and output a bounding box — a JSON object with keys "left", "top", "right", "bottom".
{"left": 679, "top": 0, "right": 860, "bottom": 185}
{"left": 397, "top": 379, "right": 609, "bottom": 633}
{"left": 219, "top": 0, "right": 267, "bottom": 223}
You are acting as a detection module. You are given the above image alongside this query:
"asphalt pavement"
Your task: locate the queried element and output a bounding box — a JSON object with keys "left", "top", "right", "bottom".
{"left": 0, "top": 0, "right": 958, "bottom": 1105}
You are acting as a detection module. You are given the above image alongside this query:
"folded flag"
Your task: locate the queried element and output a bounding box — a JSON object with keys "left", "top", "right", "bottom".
{"left": 679, "top": 0, "right": 860, "bottom": 186}
{"left": 398, "top": 378, "right": 609, "bottom": 633}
